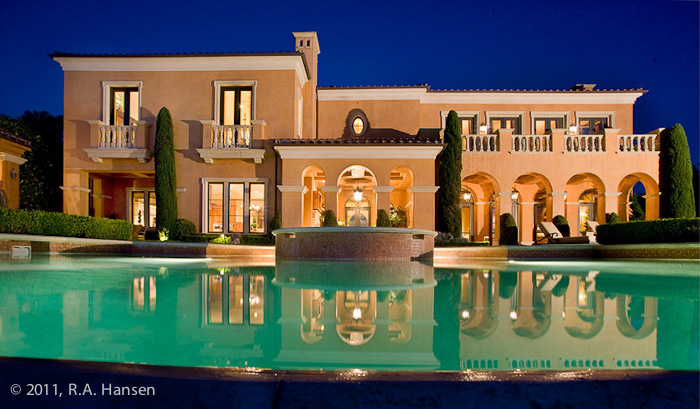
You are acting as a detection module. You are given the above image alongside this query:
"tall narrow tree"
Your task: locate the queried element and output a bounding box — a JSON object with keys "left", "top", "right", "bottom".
{"left": 438, "top": 110, "right": 462, "bottom": 237}
{"left": 154, "top": 107, "right": 178, "bottom": 234}
{"left": 659, "top": 123, "right": 696, "bottom": 218}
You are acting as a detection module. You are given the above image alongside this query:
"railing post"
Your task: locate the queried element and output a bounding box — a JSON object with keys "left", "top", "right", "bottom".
{"left": 251, "top": 120, "right": 267, "bottom": 149}
{"left": 498, "top": 129, "right": 513, "bottom": 154}
{"left": 200, "top": 120, "right": 215, "bottom": 149}
{"left": 134, "top": 121, "right": 150, "bottom": 150}
{"left": 604, "top": 128, "right": 619, "bottom": 153}
{"left": 87, "top": 120, "right": 103, "bottom": 147}
{"left": 551, "top": 129, "right": 565, "bottom": 153}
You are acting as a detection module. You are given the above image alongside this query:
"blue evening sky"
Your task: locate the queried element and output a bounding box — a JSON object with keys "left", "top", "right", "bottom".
{"left": 0, "top": 0, "right": 697, "bottom": 164}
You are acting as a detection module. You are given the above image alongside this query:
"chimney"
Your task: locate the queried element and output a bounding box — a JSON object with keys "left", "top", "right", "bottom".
{"left": 571, "top": 84, "right": 596, "bottom": 91}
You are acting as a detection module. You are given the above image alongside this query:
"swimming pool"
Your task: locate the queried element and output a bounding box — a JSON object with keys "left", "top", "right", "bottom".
{"left": 0, "top": 256, "right": 697, "bottom": 372}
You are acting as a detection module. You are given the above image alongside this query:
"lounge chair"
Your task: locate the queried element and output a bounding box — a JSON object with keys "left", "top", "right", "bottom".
{"left": 538, "top": 222, "right": 592, "bottom": 244}
{"left": 584, "top": 221, "right": 598, "bottom": 242}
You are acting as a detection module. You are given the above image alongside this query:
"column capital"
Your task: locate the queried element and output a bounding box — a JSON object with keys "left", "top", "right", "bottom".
{"left": 320, "top": 185, "right": 341, "bottom": 194}
{"left": 603, "top": 192, "right": 622, "bottom": 197}
{"left": 277, "top": 185, "right": 308, "bottom": 194}
{"left": 409, "top": 186, "right": 439, "bottom": 194}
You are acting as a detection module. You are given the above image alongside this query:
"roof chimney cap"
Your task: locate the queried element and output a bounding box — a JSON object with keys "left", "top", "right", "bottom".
{"left": 571, "top": 83, "right": 596, "bottom": 91}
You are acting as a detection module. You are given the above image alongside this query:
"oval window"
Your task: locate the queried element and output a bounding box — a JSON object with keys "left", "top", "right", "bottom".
{"left": 352, "top": 117, "right": 364, "bottom": 136}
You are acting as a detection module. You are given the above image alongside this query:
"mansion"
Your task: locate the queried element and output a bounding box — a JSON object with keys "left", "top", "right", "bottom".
{"left": 53, "top": 32, "right": 660, "bottom": 244}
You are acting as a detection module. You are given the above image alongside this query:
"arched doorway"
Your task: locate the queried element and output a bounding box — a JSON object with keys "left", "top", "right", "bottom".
{"left": 301, "top": 165, "right": 326, "bottom": 227}
{"left": 389, "top": 166, "right": 414, "bottom": 228}
{"left": 618, "top": 173, "right": 660, "bottom": 221}
{"left": 462, "top": 173, "right": 500, "bottom": 242}
{"left": 513, "top": 173, "right": 553, "bottom": 244}
{"left": 337, "top": 165, "right": 378, "bottom": 226}
{"left": 565, "top": 173, "right": 605, "bottom": 236}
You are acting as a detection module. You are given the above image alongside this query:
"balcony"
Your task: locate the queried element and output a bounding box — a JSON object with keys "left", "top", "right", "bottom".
{"left": 197, "top": 120, "right": 266, "bottom": 164}
{"left": 84, "top": 120, "right": 151, "bottom": 163}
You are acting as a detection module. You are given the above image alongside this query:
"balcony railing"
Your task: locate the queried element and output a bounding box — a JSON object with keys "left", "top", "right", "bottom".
{"left": 211, "top": 125, "right": 252, "bottom": 149}
{"left": 566, "top": 134, "right": 604, "bottom": 153}
{"left": 618, "top": 134, "right": 657, "bottom": 152}
{"left": 462, "top": 135, "right": 498, "bottom": 152}
{"left": 512, "top": 135, "right": 551, "bottom": 153}
{"left": 99, "top": 125, "right": 136, "bottom": 148}
{"left": 84, "top": 120, "right": 151, "bottom": 163}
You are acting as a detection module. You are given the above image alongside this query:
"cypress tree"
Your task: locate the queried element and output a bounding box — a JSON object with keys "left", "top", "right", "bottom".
{"left": 154, "top": 107, "right": 178, "bottom": 234}
{"left": 438, "top": 110, "right": 462, "bottom": 237}
{"left": 659, "top": 124, "right": 696, "bottom": 218}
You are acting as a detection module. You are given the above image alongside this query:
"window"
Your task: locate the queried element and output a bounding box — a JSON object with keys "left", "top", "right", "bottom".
{"left": 352, "top": 117, "right": 364, "bottom": 135}
{"left": 203, "top": 273, "right": 266, "bottom": 326}
{"left": 220, "top": 86, "right": 252, "bottom": 125}
{"left": 102, "top": 81, "right": 142, "bottom": 125}
{"left": 129, "top": 189, "right": 156, "bottom": 228}
{"left": 345, "top": 196, "right": 371, "bottom": 226}
{"left": 461, "top": 117, "right": 475, "bottom": 135}
{"left": 203, "top": 180, "right": 267, "bottom": 233}
{"left": 578, "top": 117, "right": 608, "bottom": 135}
{"left": 440, "top": 111, "right": 480, "bottom": 135}
{"left": 347, "top": 110, "right": 368, "bottom": 137}
{"left": 533, "top": 117, "right": 564, "bottom": 135}
{"left": 489, "top": 117, "right": 521, "bottom": 134}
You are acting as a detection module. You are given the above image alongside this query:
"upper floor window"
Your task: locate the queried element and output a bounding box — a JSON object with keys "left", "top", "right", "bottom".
{"left": 102, "top": 81, "right": 142, "bottom": 125}
{"left": 440, "top": 111, "right": 480, "bottom": 135}
{"left": 578, "top": 117, "right": 608, "bottom": 135}
{"left": 461, "top": 117, "right": 475, "bottom": 135}
{"left": 347, "top": 109, "right": 368, "bottom": 137}
{"left": 533, "top": 117, "right": 564, "bottom": 135}
{"left": 221, "top": 86, "right": 252, "bottom": 125}
{"left": 489, "top": 116, "right": 521, "bottom": 134}
{"left": 214, "top": 81, "right": 256, "bottom": 125}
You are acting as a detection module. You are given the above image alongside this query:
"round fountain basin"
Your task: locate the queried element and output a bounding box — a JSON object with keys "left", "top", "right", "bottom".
{"left": 272, "top": 227, "right": 437, "bottom": 261}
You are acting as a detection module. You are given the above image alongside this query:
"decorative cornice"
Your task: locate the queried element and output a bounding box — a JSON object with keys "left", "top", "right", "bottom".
{"left": 197, "top": 148, "right": 266, "bottom": 164}
{"left": 0, "top": 152, "right": 27, "bottom": 165}
{"left": 274, "top": 146, "right": 443, "bottom": 160}
{"left": 373, "top": 186, "right": 394, "bottom": 193}
{"left": 409, "top": 186, "right": 439, "bottom": 194}
{"left": 277, "top": 185, "right": 308, "bottom": 194}
{"left": 320, "top": 185, "right": 341, "bottom": 194}
{"left": 60, "top": 186, "right": 91, "bottom": 193}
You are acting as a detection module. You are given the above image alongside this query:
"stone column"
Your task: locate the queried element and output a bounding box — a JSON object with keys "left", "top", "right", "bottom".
{"left": 497, "top": 129, "right": 513, "bottom": 153}
{"left": 549, "top": 192, "right": 567, "bottom": 220}
{"left": 493, "top": 192, "right": 513, "bottom": 245}
{"left": 61, "top": 170, "right": 90, "bottom": 215}
{"left": 87, "top": 120, "right": 103, "bottom": 147}
{"left": 565, "top": 199, "right": 580, "bottom": 235}
{"left": 374, "top": 185, "right": 393, "bottom": 215}
{"left": 519, "top": 201, "right": 536, "bottom": 245}
{"left": 603, "top": 128, "right": 620, "bottom": 153}
{"left": 643, "top": 192, "right": 660, "bottom": 220}
{"left": 550, "top": 129, "right": 566, "bottom": 153}
{"left": 603, "top": 192, "right": 621, "bottom": 223}
{"left": 408, "top": 186, "right": 438, "bottom": 230}
{"left": 277, "top": 185, "right": 307, "bottom": 228}
{"left": 320, "top": 185, "right": 341, "bottom": 220}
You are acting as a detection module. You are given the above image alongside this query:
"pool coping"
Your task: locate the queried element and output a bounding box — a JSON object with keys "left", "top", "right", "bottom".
{"left": 0, "top": 233, "right": 696, "bottom": 260}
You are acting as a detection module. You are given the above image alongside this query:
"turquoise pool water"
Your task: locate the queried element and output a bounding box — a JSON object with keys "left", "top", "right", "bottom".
{"left": 0, "top": 256, "right": 697, "bottom": 372}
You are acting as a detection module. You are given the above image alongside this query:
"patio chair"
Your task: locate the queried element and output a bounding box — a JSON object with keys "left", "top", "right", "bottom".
{"left": 538, "top": 222, "right": 592, "bottom": 244}
{"left": 584, "top": 220, "right": 598, "bottom": 242}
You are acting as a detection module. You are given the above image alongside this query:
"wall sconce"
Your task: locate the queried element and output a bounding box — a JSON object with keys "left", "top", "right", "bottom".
{"left": 569, "top": 125, "right": 577, "bottom": 135}
{"left": 353, "top": 187, "right": 363, "bottom": 203}
{"left": 511, "top": 190, "right": 519, "bottom": 201}
{"left": 462, "top": 190, "right": 473, "bottom": 202}
{"left": 479, "top": 124, "right": 488, "bottom": 135}
{"left": 563, "top": 191, "right": 568, "bottom": 201}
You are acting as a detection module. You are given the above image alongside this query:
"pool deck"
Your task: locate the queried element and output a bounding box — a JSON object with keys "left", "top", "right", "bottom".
{"left": 1, "top": 357, "right": 698, "bottom": 409}
{"left": 0, "top": 233, "right": 697, "bottom": 261}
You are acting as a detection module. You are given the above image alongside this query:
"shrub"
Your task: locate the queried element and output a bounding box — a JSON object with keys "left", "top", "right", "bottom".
{"left": 170, "top": 218, "right": 196, "bottom": 241}
{"left": 154, "top": 107, "right": 178, "bottom": 233}
{"left": 210, "top": 234, "right": 232, "bottom": 244}
{"left": 321, "top": 210, "right": 338, "bottom": 226}
{"left": 552, "top": 215, "right": 570, "bottom": 237}
{"left": 660, "top": 124, "right": 696, "bottom": 218}
{"left": 438, "top": 110, "right": 462, "bottom": 238}
{"left": 606, "top": 212, "right": 622, "bottom": 224}
{"left": 376, "top": 209, "right": 391, "bottom": 227}
{"left": 596, "top": 218, "right": 700, "bottom": 244}
{"left": 240, "top": 234, "right": 275, "bottom": 246}
{"left": 390, "top": 206, "right": 408, "bottom": 227}
{"left": 434, "top": 231, "right": 489, "bottom": 247}
{"left": 268, "top": 213, "right": 282, "bottom": 232}
{"left": 499, "top": 213, "right": 518, "bottom": 245}
{"left": 0, "top": 208, "right": 132, "bottom": 240}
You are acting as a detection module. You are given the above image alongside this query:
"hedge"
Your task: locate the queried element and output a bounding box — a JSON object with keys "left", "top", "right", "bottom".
{"left": 596, "top": 218, "right": 700, "bottom": 244}
{"left": 499, "top": 213, "right": 518, "bottom": 245}
{"left": 0, "top": 208, "right": 133, "bottom": 240}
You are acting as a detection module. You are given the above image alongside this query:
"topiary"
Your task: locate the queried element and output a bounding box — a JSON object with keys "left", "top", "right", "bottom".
{"left": 659, "top": 124, "right": 696, "bottom": 218}
{"left": 320, "top": 210, "right": 338, "bottom": 226}
{"left": 438, "top": 110, "right": 463, "bottom": 238}
{"left": 154, "top": 107, "right": 178, "bottom": 234}
{"left": 170, "top": 218, "right": 196, "bottom": 241}
{"left": 499, "top": 213, "right": 518, "bottom": 245}
{"left": 606, "top": 212, "right": 622, "bottom": 224}
{"left": 552, "top": 215, "right": 570, "bottom": 237}
{"left": 376, "top": 209, "right": 391, "bottom": 227}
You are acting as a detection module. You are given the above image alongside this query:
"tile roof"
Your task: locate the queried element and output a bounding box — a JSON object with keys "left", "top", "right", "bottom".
{"left": 0, "top": 129, "right": 31, "bottom": 148}
{"left": 50, "top": 51, "right": 302, "bottom": 58}
{"left": 319, "top": 85, "right": 647, "bottom": 93}
{"left": 274, "top": 137, "right": 442, "bottom": 146}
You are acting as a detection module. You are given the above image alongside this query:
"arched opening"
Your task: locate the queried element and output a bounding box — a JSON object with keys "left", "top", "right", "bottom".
{"left": 462, "top": 173, "right": 500, "bottom": 242}
{"left": 563, "top": 275, "right": 604, "bottom": 339}
{"left": 301, "top": 165, "right": 326, "bottom": 227}
{"left": 616, "top": 295, "right": 658, "bottom": 339}
{"left": 336, "top": 290, "right": 377, "bottom": 346}
{"left": 337, "top": 165, "right": 378, "bottom": 226}
{"left": 460, "top": 270, "right": 499, "bottom": 338}
{"left": 565, "top": 173, "right": 605, "bottom": 236}
{"left": 618, "top": 173, "right": 660, "bottom": 221}
{"left": 390, "top": 166, "right": 414, "bottom": 228}
{"left": 511, "top": 271, "right": 551, "bottom": 339}
{"left": 301, "top": 289, "right": 325, "bottom": 344}
{"left": 513, "top": 173, "right": 553, "bottom": 244}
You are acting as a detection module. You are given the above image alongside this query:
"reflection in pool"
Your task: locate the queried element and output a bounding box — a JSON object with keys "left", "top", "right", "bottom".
{"left": 0, "top": 258, "right": 696, "bottom": 372}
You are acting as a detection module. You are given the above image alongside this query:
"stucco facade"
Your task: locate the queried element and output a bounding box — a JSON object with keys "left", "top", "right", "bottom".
{"left": 53, "top": 32, "right": 660, "bottom": 244}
